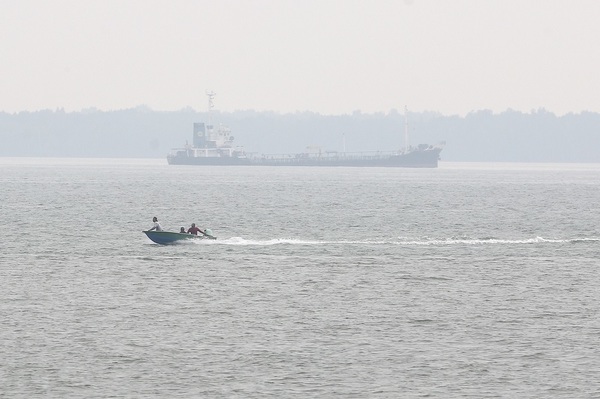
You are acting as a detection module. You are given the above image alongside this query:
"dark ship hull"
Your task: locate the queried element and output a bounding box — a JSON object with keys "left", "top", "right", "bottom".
{"left": 167, "top": 146, "right": 442, "bottom": 168}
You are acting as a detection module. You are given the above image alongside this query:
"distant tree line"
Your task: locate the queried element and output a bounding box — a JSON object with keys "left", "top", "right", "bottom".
{"left": 1, "top": 107, "right": 599, "bottom": 162}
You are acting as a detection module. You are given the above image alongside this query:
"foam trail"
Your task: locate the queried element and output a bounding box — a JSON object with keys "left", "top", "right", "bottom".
{"left": 192, "top": 236, "right": 599, "bottom": 247}
{"left": 211, "top": 237, "right": 371, "bottom": 246}
{"left": 394, "top": 236, "right": 600, "bottom": 246}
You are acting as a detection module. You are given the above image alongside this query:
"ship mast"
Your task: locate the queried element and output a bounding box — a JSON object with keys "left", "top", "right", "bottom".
{"left": 404, "top": 105, "right": 409, "bottom": 153}
{"left": 206, "top": 90, "right": 216, "bottom": 128}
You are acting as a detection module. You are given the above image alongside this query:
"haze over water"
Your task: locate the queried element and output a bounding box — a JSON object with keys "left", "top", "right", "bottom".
{"left": 3, "top": 1, "right": 600, "bottom": 116}
{"left": 2, "top": 158, "right": 600, "bottom": 397}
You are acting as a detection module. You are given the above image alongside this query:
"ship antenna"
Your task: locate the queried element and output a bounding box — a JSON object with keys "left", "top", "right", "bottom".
{"left": 404, "top": 105, "right": 409, "bottom": 153}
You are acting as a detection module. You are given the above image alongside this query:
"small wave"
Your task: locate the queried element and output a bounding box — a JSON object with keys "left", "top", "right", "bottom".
{"left": 568, "top": 237, "right": 600, "bottom": 244}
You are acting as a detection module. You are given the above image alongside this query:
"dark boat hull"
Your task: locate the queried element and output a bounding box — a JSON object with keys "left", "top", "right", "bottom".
{"left": 143, "top": 230, "right": 216, "bottom": 245}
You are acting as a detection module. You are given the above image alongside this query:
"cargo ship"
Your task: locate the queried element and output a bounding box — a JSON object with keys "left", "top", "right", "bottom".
{"left": 167, "top": 93, "right": 444, "bottom": 168}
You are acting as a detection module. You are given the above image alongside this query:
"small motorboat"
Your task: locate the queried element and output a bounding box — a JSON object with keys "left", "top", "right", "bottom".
{"left": 143, "top": 230, "right": 217, "bottom": 245}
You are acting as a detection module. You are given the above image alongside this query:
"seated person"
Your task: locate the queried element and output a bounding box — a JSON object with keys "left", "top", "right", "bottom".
{"left": 187, "top": 223, "right": 203, "bottom": 235}
{"left": 149, "top": 217, "right": 163, "bottom": 231}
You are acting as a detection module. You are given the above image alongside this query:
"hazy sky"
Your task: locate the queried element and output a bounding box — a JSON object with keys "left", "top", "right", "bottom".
{"left": 1, "top": 0, "right": 599, "bottom": 115}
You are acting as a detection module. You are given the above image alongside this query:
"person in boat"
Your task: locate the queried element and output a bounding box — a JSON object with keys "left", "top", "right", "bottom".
{"left": 149, "top": 216, "right": 163, "bottom": 231}
{"left": 187, "top": 223, "right": 204, "bottom": 235}
{"left": 180, "top": 227, "right": 186, "bottom": 233}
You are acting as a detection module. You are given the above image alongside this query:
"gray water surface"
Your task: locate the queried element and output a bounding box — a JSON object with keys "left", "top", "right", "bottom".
{"left": 2, "top": 159, "right": 600, "bottom": 398}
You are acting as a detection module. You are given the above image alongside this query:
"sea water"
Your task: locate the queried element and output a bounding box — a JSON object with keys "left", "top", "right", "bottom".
{"left": 1, "top": 158, "right": 600, "bottom": 398}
